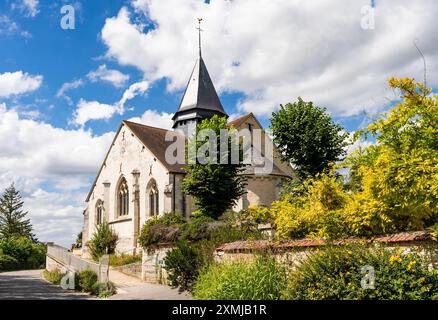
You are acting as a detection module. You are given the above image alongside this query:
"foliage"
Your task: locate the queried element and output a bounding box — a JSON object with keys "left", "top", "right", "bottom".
{"left": 164, "top": 240, "right": 204, "bottom": 293}
{"left": 75, "top": 231, "right": 82, "bottom": 248}
{"left": 91, "top": 281, "right": 117, "bottom": 298}
{"left": 345, "top": 78, "right": 438, "bottom": 231}
{"left": 285, "top": 245, "right": 438, "bottom": 300}
{"left": 238, "top": 206, "right": 271, "bottom": 225}
{"left": 194, "top": 257, "right": 287, "bottom": 300}
{"left": 0, "top": 236, "right": 46, "bottom": 271}
{"left": 138, "top": 213, "right": 186, "bottom": 250}
{"left": 270, "top": 78, "right": 438, "bottom": 239}
{"left": 0, "top": 254, "right": 19, "bottom": 272}
{"left": 270, "top": 98, "right": 348, "bottom": 179}
{"left": 76, "top": 269, "right": 98, "bottom": 293}
{"left": 179, "top": 216, "right": 216, "bottom": 242}
{"left": 182, "top": 115, "right": 247, "bottom": 219}
{"left": 43, "top": 269, "right": 66, "bottom": 285}
{"left": 88, "top": 222, "right": 118, "bottom": 261}
{"left": 0, "top": 184, "right": 35, "bottom": 241}
{"left": 109, "top": 253, "right": 142, "bottom": 267}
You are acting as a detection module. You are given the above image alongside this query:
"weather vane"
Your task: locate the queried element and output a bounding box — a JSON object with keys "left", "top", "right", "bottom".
{"left": 197, "top": 18, "right": 203, "bottom": 57}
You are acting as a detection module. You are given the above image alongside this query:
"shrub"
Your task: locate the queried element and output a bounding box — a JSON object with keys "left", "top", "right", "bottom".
{"left": 88, "top": 222, "right": 118, "bottom": 261}
{"left": 194, "top": 257, "right": 287, "bottom": 300}
{"left": 109, "top": 253, "right": 142, "bottom": 267}
{"left": 285, "top": 245, "right": 438, "bottom": 300}
{"left": 76, "top": 269, "right": 98, "bottom": 293}
{"left": 180, "top": 216, "right": 215, "bottom": 241}
{"left": 0, "top": 254, "right": 19, "bottom": 271}
{"left": 139, "top": 213, "right": 186, "bottom": 250}
{"left": 91, "top": 281, "right": 117, "bottom": 298}
{"left": 0, "top": 237, "right": 46, "bottom": 270}
{"left": 164, "top": 241, "right": 204, "bottom": 293}
{"left": 43, "top": 269, "right": 66, "bottom": 285}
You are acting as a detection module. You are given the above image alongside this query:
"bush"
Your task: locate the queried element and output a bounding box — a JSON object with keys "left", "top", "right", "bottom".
{"left": 180, "top": 216, "right": 215, "bottom": 241}
{"left": 164, "top": 241, "right": 204, "bottom": 293}
{"left": 0, "top": 237, "right": 46, "bottom": 270}
{"left": 91, "top": 281, "right": 117, "bottom": 298}
{"left": 0, "top": 254, "right": 19, "bottom": 271}
{"left": 285, "top": 245, "right": 438, "bottom": 300}
{"left": 139, "top": 213, "right": 186, "bottom": 250}
{"left": 194, "top": 257, "right": 287, "bottom": 300}
{"left": 76, "top": 269, "right": 98, "bottom": 292}
{"left": 109, "top": 253, "right": 142, "bottom": 267}
{"left": 43, "top": 269, "right": 66, "bottom": 285}
{"left": 88, "top": 222, "right": 118, "bottom": 261}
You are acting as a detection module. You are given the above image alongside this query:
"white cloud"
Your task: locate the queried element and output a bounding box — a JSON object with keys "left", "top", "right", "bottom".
{"left": 87, "top": 64, "right": 130, "bottom": 88}
{"left": 129, "top": 109, "right": 173, "bottom": 129}
{"left": 23, "top": 0, "right": 39, "bottom": 17}
{"left": 101, "top": 0, "right": 438, "bottom": 118}
{"left": 0, "top": 103, "right": 114, "bottom": 246}
{"left": 0, "top": 15, "right": 32, "bottom": 38}
{"left": 73, "top": 99, "right": 118, "bottom": 126}
{"left": 72, "top": 80, "right": 149, "bottom": 126}
{"left": 56, "top": 79, "right": 84, "bottom": 105}
{"left": 118, "top": 80, "right": 149, "bottom": 107}
{"left": 0, "top": 71, "right": 42, "bottom": 98}
{"left": 12, "top": 0, "right": 40, "bottom": 17}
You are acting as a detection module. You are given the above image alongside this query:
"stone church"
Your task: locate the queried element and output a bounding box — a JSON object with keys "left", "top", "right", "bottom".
{"left": 81, "top": 51, "right": 292, "bottom": 255}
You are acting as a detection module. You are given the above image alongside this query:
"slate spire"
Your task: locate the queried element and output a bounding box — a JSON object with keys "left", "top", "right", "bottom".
{"left": 172, "top": 19, "right": 228, "bottom": 133}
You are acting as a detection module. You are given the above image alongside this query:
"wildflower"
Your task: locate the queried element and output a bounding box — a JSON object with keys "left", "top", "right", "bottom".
{"left": 389, "top": 255, "right": 401, "bottom": 264}
{"left": 407, "top": 260, "right": 417, "bottom": 271}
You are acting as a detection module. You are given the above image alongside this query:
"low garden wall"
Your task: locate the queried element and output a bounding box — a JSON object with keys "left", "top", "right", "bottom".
{"left": 46, "top": 243, "right": 109, "bottom": 282}
{"left": 141, "top": 245, "right": 174, "bottom": 283}
{"left": 139, "top": 231, "right": 438, "bottom": 285}
{"left": 214, "top": 231, "right": 438, "bottom": 270}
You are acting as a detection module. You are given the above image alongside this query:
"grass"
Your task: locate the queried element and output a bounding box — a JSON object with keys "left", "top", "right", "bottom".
{"left": 109, "top": 253, "right": 142, "bottom": 267}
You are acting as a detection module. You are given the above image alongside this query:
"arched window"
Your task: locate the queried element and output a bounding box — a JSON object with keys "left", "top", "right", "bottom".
{"left": 117, "top": 177, "right": 129, "bottom": 216}
{"left": 147, "top": 180, "right": 159, "bottom": 216}
{"left": 96, "top": 200, "right": 104, "bottom": 225}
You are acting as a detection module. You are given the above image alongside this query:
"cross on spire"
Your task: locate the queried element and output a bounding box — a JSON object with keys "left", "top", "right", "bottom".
{"left": 197, "top": 18, "right": 203, "bottom": 57}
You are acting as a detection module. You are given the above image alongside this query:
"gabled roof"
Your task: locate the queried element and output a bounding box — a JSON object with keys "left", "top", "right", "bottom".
{"left": 172, "top": 57, "right": 227, "bottom": 121}
{"left": 86, "top": 113, "right": 291, "bottom": 202}
{"left": 85, "top": 121, "right": 186, "bottom": 202}
{"left": 123, "top": 121, "right": 186, "bottom": 174}
{"left": 228, "top": 113, "right": 257, "bottom": 128}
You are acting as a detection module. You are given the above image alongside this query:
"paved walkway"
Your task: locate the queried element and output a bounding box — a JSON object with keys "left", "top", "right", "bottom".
{"left": 108, "top": 269, "right": 191, "bottom": 300}
{"left": 0, "top": 270, "right": 91, "bottom": 300}
{"left": 0, "top": 269, "right": 191, "bottom": 300}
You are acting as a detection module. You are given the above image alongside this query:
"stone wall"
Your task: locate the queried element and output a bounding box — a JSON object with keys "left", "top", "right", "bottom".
{"left": 215, "top": 234, "right": 438, "bottom": 270}
{"left": 141, "top": 246, "right": 174, "bottom": 284}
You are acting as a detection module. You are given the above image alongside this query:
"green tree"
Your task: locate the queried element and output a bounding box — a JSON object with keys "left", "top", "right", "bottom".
{"left": 349, "top": 77, "right": 438, "bottom": 230}
{"left": 0, "top": 184, "right": 35, "bottom": 241}
{"left": 182, "top": 115, "right": 246, "bottom": 219}
{"left": 88, "top": 222, "right": 118, "bottom": 261}
{"left": 270, "top": 98, "right": 348, "bottom": 179}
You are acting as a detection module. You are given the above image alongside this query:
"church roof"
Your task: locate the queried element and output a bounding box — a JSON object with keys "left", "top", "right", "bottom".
{"left": 123, "top": 120, "right": 186, "bottom": 174}
{"left": 172, "top": 57, "right": 227, "bottom": 121}
{"left": 228, "top": 113, "right": 255, "bottom": 128}
{"left": 86, "top": 114, "right": 292, "bottom": 202}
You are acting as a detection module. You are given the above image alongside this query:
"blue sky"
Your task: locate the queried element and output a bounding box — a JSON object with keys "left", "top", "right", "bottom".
{"left": 0, "top": 0, "right": 436, "bottom": 246}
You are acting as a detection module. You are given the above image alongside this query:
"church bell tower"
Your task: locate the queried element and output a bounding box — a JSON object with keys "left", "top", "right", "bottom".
{"left": 172, "top": 18, "right": 228, "bottom": 135}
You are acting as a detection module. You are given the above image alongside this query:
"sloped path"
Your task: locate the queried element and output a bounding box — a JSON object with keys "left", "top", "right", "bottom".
{"left": 0, "top": 270, "right": 91, "bottom": 300}
{"left": 108, "top": 269, "right": 191, "bottom": 300}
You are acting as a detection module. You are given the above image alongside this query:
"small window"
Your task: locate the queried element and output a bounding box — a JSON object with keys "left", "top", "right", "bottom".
{"left": 117, "top": 178, "right": 129, "bottom": 216}
{"left": 96, "top": 201, "right": 104, "bottom": 225}
{"left": 149, "top": 184, "right": 159, "bottom": 216}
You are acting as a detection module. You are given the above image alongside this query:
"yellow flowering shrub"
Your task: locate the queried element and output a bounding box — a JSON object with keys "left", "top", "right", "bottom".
{"left": 272, "top": 78, "right": 437, "bottom": 240}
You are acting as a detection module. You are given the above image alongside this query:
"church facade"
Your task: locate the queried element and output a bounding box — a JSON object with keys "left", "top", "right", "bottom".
{"left": 81, "top": 53, "right": 292, "bottom": 255}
